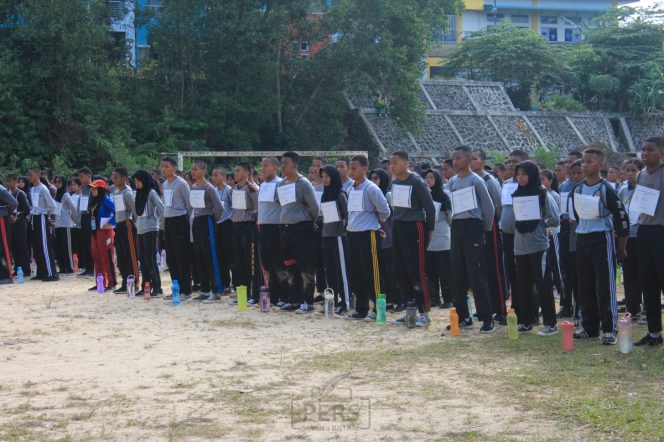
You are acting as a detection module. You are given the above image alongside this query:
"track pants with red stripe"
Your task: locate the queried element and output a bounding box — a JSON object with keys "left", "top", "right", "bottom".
{"left": 392, "top": 221, "right": 430, "bottom": 314}
{"left": 92, "top": 228, "right": 117, "bottom": 289}
{"left": 0, "top": 216, "right": 12, "bottom": 279}
{"left": 114, "top": 220, "right": 140, "bottom": 288}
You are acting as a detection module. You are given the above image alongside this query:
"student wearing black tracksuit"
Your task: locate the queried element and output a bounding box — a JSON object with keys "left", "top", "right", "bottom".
{"left": 212, "top": 167, "right": 234, "bottom": 293}
{"left": 6, "top": 176, "right": 31, "bottom": 277}
{"left": 388, "top": 151, "right": 436, "bottom": 327}
{"left": 447, "top": 146, "right": 496, "bottom": 333}
{"left": 0, "top": 183, "right": 18, "bottom": 283}
{"left": 28, "top": 168, "right": 59, "bottom": 282}
{"left": 76, "top": 168, "right": 95, "bottom": 277}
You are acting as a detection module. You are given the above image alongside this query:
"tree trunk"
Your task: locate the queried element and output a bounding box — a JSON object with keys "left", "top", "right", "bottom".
{"left": 276, "top": 43, "right": 283, "bottom": 134}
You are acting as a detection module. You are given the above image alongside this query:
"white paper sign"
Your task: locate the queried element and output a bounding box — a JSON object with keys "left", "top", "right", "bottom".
{"left": 630, "top": 185, "right": 660, "bottom": 218}
{"left": 71, "top": 194, "right": 80, "bottom": 210}
{"left": 100, "top": 217, "right": 112, "bottom": 229}
{"left": 113, "top": 194, "right": 126, "bottom": 212}
{"left": 451, "top": 186, "right": 478, "bottom": 215}
{"left": 315, "top": 191, "right": 323, "bottom": 207}
{"left": 628, "top": 201, "right": 640, "bottom": 226}
{"left": 512, "top": 196, "right": 541, "bottom": 221}
{"left": 258, "top": 183, "right": 277, "bottom": 203}
{"left": 190, "top": 190, "right": 206, "bottom": 209}
{"left": 434, "top": 201, "right": 442, "bottom": 222}
{"left": 53, "top": 201, "right": 62, "bottom": 217}
{"left": 79, "top": 196, "right": 89, "bottom": 211}
{"left": 560, "top": 192, "right": 570, "bottom": 214}
{"left": 391, "top": 184, "right": 412, "bottom": 208}
{"left": 277, "top": 183, "right": 296, "bottom": 206}
{"left": 321, "top": 201, "right": 340, "bottom": 224}
{"left": 574, "top": 194, "right": 600, "bottom": 220}
{"left": 501, "top": 182, "right": 518, "bottom": 206}
{"left": 163, "top": 189, "right": 173, "bottom": 207}
{"left": 347, "top": 189, "right": 364, "bottom": 212}
{"left": 31, "top": 192, "right": 39, "bottom": 209}
{"left": 231, "top": 190, "right": 247, "bottom": 210}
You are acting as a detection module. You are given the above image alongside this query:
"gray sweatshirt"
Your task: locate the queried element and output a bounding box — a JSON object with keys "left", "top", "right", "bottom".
{"left": 499, "top": 178, "right": 517, "bottom": 235}
{"left": 112, "top": 186, "right": 137, "bottom": 223}
{"left": 514, "top": 192, "right": 560, "bottom": 256}
{"left": 191, "top": 181, "right": 223, "bottom": 221}
{"left": 448, "top": 172, "right": 495, "bottom": 231}
{"left": 390, "top": 172, "right": 436, "bottom": 232}
{"left": 29, "top": 183, "right": 57, "bottom": 215}
{"left": 278, "top": 175, "right": 319, "bottom": 224}
{"left": 322, "top": 192, "right": 348, "bottom": 237}
{"left": 480, "top": 171, "right": 502, "bottom": 220}
{"left": 0, "top": 185, "right": 18, "bottom": 217}
{"left": 55, "top": 193, "right": 77, "bottom": 228}
{"left": 163, "top": 176, "right": 191, "bottom": 218}
{"left": 136, "top": 189, "right": 165, "bottom": 234}
{"left": 230, "top": 183, "right": 258, "bottom": 223}
{"left": 257, "top": 177, "right": 282, "bottom": 225}
{"left": 216, "top": 185, "right": 233, "bottom": 223}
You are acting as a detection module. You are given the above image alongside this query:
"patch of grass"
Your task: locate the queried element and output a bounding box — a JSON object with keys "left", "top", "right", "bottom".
{"left": 209, "top": 318, "right": 257, "bottom": 329}
{"left": 71, "top": 407, "right": 96, "bottom": 421}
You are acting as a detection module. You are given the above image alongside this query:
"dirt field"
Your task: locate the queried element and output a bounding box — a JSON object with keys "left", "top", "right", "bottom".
{"left": 1, "top": 274, "right": 662, "bottom": 441}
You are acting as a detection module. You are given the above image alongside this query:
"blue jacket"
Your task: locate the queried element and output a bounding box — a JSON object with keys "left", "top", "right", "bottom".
{"left": 94, "top": 196, "right": 116, "bottom": 229}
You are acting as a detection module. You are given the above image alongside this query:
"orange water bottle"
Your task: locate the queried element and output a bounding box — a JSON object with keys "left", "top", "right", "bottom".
{"left": 449, "top": 307, "right": 460, "bottom": 336}
{"left": 562, "top": 321, "right": 574, "bottom": 351}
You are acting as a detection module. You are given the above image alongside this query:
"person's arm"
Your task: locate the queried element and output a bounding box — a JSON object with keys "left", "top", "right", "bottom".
{"left": 337, "top": 192, "right": 348, "bottom": 225}
{"left": 124, "top": 189, "right": 137, "bottom": 220}
{"left": 369, "top": 185, "right": 391, "bottom": 223}
{"left": 63, "top": 193, "right": 77, "bottom": 223}
{"left": 102, "top": 198, "right": 116, "bottom": 229}
{"left": 150, "top": 190, "right": 165, "bottom": 220}
{"left": 0, "top": 188, "right": 18, "bottom": 213}
{"left": 179, "top": 180, "right": 192, "bottom": 213}
{"left": 487, "top": 177, "right": 502, "bottom": 220}
{"left": 475, "top": 178, "right": 495, "bottom": 231}
{"left": 209, "top": 185, "right": 223, "bottom": 221}
{"left": 605, "top": 184, "right": 629, "bottom": 259}
{"left": 544, "top": 192, "right": 560, "bottom": 228}
{"left": 301, "top": 180, "right": 320, "bottom": 220}
{"left": 414, "top": 178, "right": 436, "bottom": 232}
{"left": 42, "top": 186, "right": 57, "bottom": 215}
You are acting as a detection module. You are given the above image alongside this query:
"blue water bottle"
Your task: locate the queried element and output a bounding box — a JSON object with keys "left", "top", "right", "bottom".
{"left": 171, "top": 280, "right": 180, "bottom": 306}
{"left": 16, "top": 267, "right": 24, "bottom": 284}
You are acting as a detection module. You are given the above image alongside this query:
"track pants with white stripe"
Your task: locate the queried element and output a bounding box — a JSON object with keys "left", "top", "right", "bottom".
{"left": 322, "top": 235, "right": 350, "bottom": 309}
{"left": 392, "top": 221, "right": 430, "bottom": 314}
{"left": 115, "top": 221, "right": 140, "bottom": 288}
{"left": 54, "top": 227, "right": 74, "bottom": 273}
{"left": 576, "top": 232, "right": 617, "bottom": 336}
{"left": 31, "top": 214, "right": 57, "bottom": 278}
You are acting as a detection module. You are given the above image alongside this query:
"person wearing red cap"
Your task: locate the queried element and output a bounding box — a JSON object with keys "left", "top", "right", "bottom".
{"left": 89, "top": 179, "right": 117, "bottom": 291}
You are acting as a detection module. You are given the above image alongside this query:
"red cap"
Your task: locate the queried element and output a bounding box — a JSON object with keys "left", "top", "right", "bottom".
{"left": 90, "top": 179, "right": 109, "bottom": 191}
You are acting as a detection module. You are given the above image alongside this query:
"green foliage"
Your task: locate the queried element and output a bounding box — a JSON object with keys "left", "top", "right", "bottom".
{"left": 628, "top": 64, "right": 664, "bottom": 116}
{"left": 532, "top": 146, "right": 562, "bottom": 170}
{"left": 541, "top": 95, "right": 587, "bottom": 112}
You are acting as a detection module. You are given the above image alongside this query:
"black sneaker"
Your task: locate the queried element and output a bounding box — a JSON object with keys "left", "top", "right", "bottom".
{"left": 276, "top": 301, "right": 286, "bottom": 308}
{"left": 480, "top": 321, "right": 495, "bottom": 334}
{"left": 334, "top": 306, "right": 348, "bottom": 317}
{"left": 346, "top": 311, "right": 367, "bottom": 320}
{"left": 192, "top": 284, "right": 201, "bottom": 292}
{"left": 617, "top": 299, "right": 626, "bottom": 306}
{"left": 193, "top": 293, "right": 209, "bottom": 301}
{"left": 88, "top": 285, "right": 98, "bottom": 291}
{"left": 393, "top": 304, "right": 406, "bottom": 313}
{"left": 79, "top": 270, "right": 94, "bottom": 278}
{"left": 602, "top": 333, "right": 617, "bottom": 345}
{"left": 313, "top": 295, "right": 325, "bottom": 303}
{"left": 573, "top": 329, "right": 595, "bottom": 340}
{"left": 385, "top": 303, "right": 394, "bottom": 311}
{"left": 113, "top": 286, "right": 127, "bottom": 294}
{"left": 41, "top": 276, "right": 60, "bottom": 282}
{"left": 557, "top": 308, "right": 574, "bottom": 318}
{"left": 634, "top": 334, "right": 663, "bottom": 347}
{"left": 494, "top": 314, "right": 507, "bottom": 326}
{"left": 446, "top": 318, "right": 473, "bottom": 331}
{"left": 517, "top": 324, "right": 533, "bottom": 332}
{"left": 279, "top": 303, "right": 297, "bottom": 311}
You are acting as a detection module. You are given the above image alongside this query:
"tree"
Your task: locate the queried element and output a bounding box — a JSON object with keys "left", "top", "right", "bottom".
{"left": 441, "top": 22, "right": 569, "bottom": 110}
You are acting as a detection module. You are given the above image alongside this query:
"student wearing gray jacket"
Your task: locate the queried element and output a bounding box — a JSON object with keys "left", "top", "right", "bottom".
{"left": 28, "top": 167, "right": 59, "bottom": 281}
{"left": 111, "top": 168, "right": 140, "bottom": 294}
{"left": 133, "top": 170, "right": 165, "bottom": 297}
{"left": 53, "top": 176, "right": 77, "bottom": 274}
{"left": 0, "top": 181, "right": 18, "bottom": 283}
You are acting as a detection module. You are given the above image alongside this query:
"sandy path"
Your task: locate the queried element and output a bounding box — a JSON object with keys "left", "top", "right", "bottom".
{"left": 0, "top": 274, "right": 562, "bottom": 441}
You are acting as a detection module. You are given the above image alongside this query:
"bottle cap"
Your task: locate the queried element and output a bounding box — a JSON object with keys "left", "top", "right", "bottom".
{"left": 508, "top": 308, "right": 515, "bottom": 313}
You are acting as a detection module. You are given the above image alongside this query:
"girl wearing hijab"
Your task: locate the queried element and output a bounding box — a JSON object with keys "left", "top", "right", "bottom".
{"left": 512, "top": 161, "right": 560, "bottom": 336}
{"left": 540, "top": 169, "right": 564, "bottom": 301}
{"left": 134, "top": 170, "right": 165, "bottom": 297}
{"left": 369, "top": 168, "right": 401, "bottom": 311}
{"left": 53, "top": 176, "right": 77, "bottom": 274}
{"left": 423, "top": 169, "right": 453, "bottom": 309}
{"left": 89, "top": 179, "right": 117, "bottom": 291}
{"left": 319, "top": 165, "right": 350, "bottom": 315}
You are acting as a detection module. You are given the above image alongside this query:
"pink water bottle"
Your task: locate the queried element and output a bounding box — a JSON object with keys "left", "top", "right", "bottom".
{"left": 144, "top": 282, "right": 152, "bottom": 302}
{"left": 562, "top": 321, "right": 574, "bottom": 351}
{"left": 96, "top": 274, "right": 105, "bottom": 294}
{"left": 259, "top": 286, "right": 270, "bottom": 313}
{"left": 73, "top": 253, "right": 79, "bottom": 273}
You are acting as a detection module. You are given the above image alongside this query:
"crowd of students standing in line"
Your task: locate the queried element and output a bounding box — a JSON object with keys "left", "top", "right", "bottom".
{"left": 0, "top": 138, "right": 663, "bottom": 348}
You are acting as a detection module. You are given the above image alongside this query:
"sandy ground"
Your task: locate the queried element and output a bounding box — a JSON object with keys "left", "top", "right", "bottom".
{"left": 1, "top": 273, "right": 588, "bottom": 441}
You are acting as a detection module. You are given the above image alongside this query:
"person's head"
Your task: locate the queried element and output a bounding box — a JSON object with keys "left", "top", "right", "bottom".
{"left": 607, "top": 166, "right": 621, "bottom": 183}
{"left": 641, "top": 136, "right": 664, "bottom": 169}
{"left": 424, "top": 169, "right": 443, "bottom": 190}
{"left": 28, "top": 167, "right": 41, "bottom": 184}
{"left": 234, "top": 162, "right": 251, "bottom": 183}
{"left": 320, "top": 164, "right": 340, "bottom": 189}
{"left": 183, "top": 171, "right": 193, "bottom": 186}
{"left": 349, "top": 155, "right": 369, "bottom": 182}
{"left": 311, "top": 157, "right": 327, "bottom": 179}
{"left": 565, "top": 150, "right": 583, "bottom": 171}
{"left": 623, "top": 159, "right": 643, "bottom": 185}
{"left": 133, "top": 169, "right": 152, "bottom": 191}
{"left": 581, "top": 147, "right": 604, "bottom": 179}
{"left": 507, "top": 150, "right": 529, "bottom": 177}
{"left": 17, "top": 176, "right": 29, "bottom": 189}
{"left": 335, "top": 158, "right": 349, "bottom": 181}
{"left": 53, "top": 175, "right": 66, "bottom": 189}
{"left": 281, "top": 152, "right": 299, "bottom": 177}
{"left": 78, "top": 167, "right": 92, "bottom": 185}
{"left": 369, "top": 168, "right": 389, "bottom": 194}
{"left": 492, "top": 163, "right": 507, "bottom": 182}
{"left": 212, "top": 167, "right": 226, "bottom": 187}
{"left": 539, "top": 169, "right": 557, "bottom": 192}
{"left": 151, "top": 170, "right": 161, "bottom": 182}
{"left": 161, "top": 156, "right": 178, "bottom": 178}
{"left": 389, "top": 151, "right": 410, "bottom": 177}
{"left": 6, "top": 175, "right": 18, "bottom": 190}
{"left": 90, "top": 179, "right": 109, "bottom": 199}
{"left": 261, "top": 157, "right": 279, "bottom": 181}
{"left": 515, "top": 160, "right": 541, "bottom": 189}
{"left": 441, "top": 159, "right": 454, "bottom": 180}
{"left": 569, "top": 159, "right": 583, "bottom": 184}
{"left": 554, "top": 161, "right": 567, "bottom": 183}
{"left": 379, "top": 159, "right": 390, "bottom": 172}
{"left": 470, "top": 149, "right": 487, "bottom": 173}
{"left": 69, "top": 180, "right": 80, "bottom": 193}
{"left": 111, "top": 167, "right": 128, "bottom": 187}
{"left": 226, "top": 173, "right": 235, "bottom": 186}
{"left": 452, "top": 146, "right": 472, "bottom": 172}
{"left": 191, "top": 161, "right": 208, "bottom": 182}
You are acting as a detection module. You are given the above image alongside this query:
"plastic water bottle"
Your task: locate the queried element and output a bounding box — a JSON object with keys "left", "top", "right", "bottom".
{"left": 562, "top": 321, "right": 574, "bottom": 351}
{"left": 171, "top": 280, "right": 180, "bottom": 306}
{"left": 30, "top": 260, "right": 37, "bottom": 278}
{"left": 96, "top": 274, "right": 105, "bottom": 294}
{"left": 323, "top": 288, "right": 334, "bottom": 318}
{"left": 16, "top": 267, "right": 24, "bottom": 284}
{"left": 376, "top": 293, "right": 387, "bottom": 325}
{"left": 237, "top": 285, "right": 247, "bottom": 312}
{"left": 618, "top": 313, "right": 633, "bottom": 354}
{"left": 406, "top": 299, "right": 417, "bottom": 329}
{"left": 507, "top": 308, "right": 518, "bottom": 340}
{"left": 467, "top": 295, "right": 474, "bottom": 317}
{"left": 160, "top": 250, "right": 167, "bottom": 270}
{"left": 449, "top": 307, "right": 460, "bottom": 336}
{"left": 73, "top": 254, "right": 79, "bottom": 273}
{"left": 260, "top": 286, "right": 270, "bottom": 313}
{"left": 144, "top": 282, "right": 151, "bottom": 302}
{"left": 127, "top": 275, "right": 135, "bottom": 299}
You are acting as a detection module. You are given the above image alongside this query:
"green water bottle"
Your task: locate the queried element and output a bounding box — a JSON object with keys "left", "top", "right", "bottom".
{"left": 376, "top": 294, "right": 387, "bottom": 325}
{"left": 237, "top": 285, "right": 247, "bottom": 312}
{"left": 507, "top": 307, "right": 518, "bottom": 340}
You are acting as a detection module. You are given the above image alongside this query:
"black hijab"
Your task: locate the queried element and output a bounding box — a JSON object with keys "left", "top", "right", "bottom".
{"left": 54, "top": 176, "right": 67, "bottom": 202}
{"left": 320, "top": 165, "right": 342, "bottom": 203}
{"left": 90, "top": 187, "right": 107, "bottom": 217}
{"left": 513, "top": 161, "right": 546, "bottom": 234}
{"left": 423, "top": 169, "right": 451, "bottom": 211}
{"left": 133, "top": 169, "right": 160, "bottom": 216}
{"left": 370, "top": 168, "right": 389, "bottom": 195}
